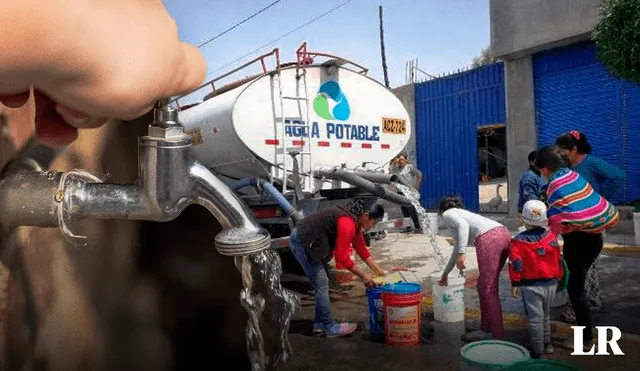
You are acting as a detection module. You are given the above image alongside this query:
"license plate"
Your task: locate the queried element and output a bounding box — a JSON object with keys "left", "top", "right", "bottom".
{"left": 382, "top": 117, "right": 407, "bottom": 135}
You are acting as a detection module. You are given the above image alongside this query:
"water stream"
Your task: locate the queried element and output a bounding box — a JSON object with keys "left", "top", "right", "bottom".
{"left": 396, "top": 184, "right": 448, "bottom": 269}
{"left": 234, "top": 248, "right": 299, "bottom": 371}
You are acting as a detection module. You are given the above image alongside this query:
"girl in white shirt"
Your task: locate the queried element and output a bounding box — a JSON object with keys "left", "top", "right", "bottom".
{"left": 438, "top": 195, "right": 511, "bottom": 342}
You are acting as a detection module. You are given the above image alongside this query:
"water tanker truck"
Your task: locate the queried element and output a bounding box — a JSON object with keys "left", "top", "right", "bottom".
{"left": 173, "top": 44, "right": 416, "bottom": 265}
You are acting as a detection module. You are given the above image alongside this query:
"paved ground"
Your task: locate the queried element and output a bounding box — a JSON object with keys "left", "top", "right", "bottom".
{"left": 280, "top": 231, "right": 640, "bottom": 371}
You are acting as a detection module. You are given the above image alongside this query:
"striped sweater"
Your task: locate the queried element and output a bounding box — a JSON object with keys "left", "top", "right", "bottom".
{"left": 545, "top": 168, "right": 619, "bottom": 235}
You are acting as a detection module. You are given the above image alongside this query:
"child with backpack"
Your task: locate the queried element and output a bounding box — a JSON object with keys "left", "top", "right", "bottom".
{"left": 509, "top": 200, "right": 563, "bottom": 359}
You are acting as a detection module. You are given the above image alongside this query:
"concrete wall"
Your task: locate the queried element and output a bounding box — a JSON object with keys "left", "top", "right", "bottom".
{"left": 491, "top": 0, "right": 602, "bottom": 59}
{"left": 504, "top": 57, "right": 538, "bottom": 216}
{"left": 392, "top": 84, "right": 417, "bottom": 165}
{"left": 492, "top": 0, "right": 603, "bottom": 215}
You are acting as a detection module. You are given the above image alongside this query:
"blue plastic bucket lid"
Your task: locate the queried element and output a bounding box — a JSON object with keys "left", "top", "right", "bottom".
{"left": 460, "top": 340, "right": 530, "bottom": 367}
{"left": 381, "top": 282, "right": 421, "bottom": 295}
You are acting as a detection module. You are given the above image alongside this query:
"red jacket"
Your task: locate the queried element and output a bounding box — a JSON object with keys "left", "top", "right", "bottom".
{"left": 509, "top": 228, "right": 563, "bottom": 286}
{"left": 333, "top": 216, "right": 371, "bottom": 270}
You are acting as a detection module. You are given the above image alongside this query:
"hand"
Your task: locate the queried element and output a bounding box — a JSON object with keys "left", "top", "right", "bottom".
{"left": 438, "top": 273, "right": 448, "bottom": 286}
{"left": 362, "top": 273, "right": 377, "bottom": 288}
{"left": 456, "top": 254, "right": 466, "bottom": 270}
{"left": 511, "top": 287, "right": 519, "bottom": 298}
{"left": 374, "top": 268, "right": 386, "bottom": 277}
{"left": 0, "top": 0, "right": 206, "bottom": 148}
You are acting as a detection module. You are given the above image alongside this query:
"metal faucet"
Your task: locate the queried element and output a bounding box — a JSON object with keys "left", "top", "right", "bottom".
{"left": 0, "top": 104, "right": 271, "bottom": 256}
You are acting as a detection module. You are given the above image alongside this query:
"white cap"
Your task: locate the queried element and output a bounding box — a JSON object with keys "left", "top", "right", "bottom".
{"left": 522, "top": 200, "right": 548, "bottom": 227}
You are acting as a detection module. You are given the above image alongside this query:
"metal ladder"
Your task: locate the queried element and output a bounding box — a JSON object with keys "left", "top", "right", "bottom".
{"left": 274, "top": 66, "right": 314, "bottom": 194}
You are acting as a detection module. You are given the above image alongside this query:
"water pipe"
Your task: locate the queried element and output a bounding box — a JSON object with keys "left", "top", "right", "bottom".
{"left": 0, "top": 105, "right": 271, "bottom": 256}
{"left": 348, "top": 171, "right": 414, "bottom": 189}
{"left": 314, "top": 169, "right": 413, "bottom": 206}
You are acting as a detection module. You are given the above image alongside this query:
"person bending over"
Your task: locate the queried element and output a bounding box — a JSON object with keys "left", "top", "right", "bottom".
{"left": 438, "top": 195, "right": 510, "bottom": 341}
{"left": 288, "top": 199, "right": 386, "bottom": 337}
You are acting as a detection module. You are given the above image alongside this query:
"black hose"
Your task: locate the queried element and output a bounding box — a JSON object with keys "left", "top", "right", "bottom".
{"left": 314, "top": 169, "right": 413, "bottom": 206}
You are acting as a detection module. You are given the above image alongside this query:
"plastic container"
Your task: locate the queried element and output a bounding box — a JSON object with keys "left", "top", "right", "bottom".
{"left": 381, "top": 282, "right": 423, "bottom": 346}
{"left": 366, "top": 287, "right": 385, "bottom": 341}
{"left": 373, "top": 272, "right": 405, "bottom": 286}
{"left": 505, "top": 359, "right": 581, "bottom": 371}
{"left": 460, "top": 340, "right": 530, "bottom": 370}
{"left": 430, "top": 271, "right": 466, "bottom": 322}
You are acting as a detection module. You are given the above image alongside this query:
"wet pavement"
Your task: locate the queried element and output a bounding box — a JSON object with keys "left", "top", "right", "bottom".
{"left": 280, "top": 232, "right": 640, "bottom": 371}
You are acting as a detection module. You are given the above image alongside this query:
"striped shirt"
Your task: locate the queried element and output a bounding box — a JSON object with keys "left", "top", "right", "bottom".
{"left": 546, "top": 168, "right": 619, "bottom": 235}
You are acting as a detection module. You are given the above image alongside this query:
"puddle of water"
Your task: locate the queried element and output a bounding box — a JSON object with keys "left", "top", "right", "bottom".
{"left": 430, "top": 321, "right": 466, "bottom": 347}
{"left": 235, "top": 249, "right": 300, "bottom": 371}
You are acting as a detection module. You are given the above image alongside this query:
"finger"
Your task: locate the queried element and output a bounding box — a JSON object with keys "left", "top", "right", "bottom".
{"left": 166, "top": 42, "right": 207, "bottom": 97}
{"left": 0, "top": 91, "right": 31, "bottom": 108}
{"left": 35, "top": 116, "right": 78, "bottom": 148}
{"left": 119, "top": 103, "right": 157, "bottom": 122}
{"left": 33, "top": 92, "right": 78, "bottom": 148}
{"left": 55, "top": 104, "right": 90, "bottom": 127}
{"left": 56, "top": 104, "right": 108, "bottom": 129}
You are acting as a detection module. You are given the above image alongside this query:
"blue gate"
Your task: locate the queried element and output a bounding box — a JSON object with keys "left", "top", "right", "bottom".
{"left": 534, "top": 41, "right": 640, "bottom": 204}
{"left": 414, "top": 63, "right": 506, "bottom": 211}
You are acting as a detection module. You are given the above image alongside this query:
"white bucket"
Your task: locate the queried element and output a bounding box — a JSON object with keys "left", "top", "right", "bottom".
{"left": 430, "top": 272, "right": 466, "bottom": 323}
{"left": 424, "top": 213, "right": 439, "bottom": 234}
{"left": 634, "top": 213, "right": 640, "bottom": 246}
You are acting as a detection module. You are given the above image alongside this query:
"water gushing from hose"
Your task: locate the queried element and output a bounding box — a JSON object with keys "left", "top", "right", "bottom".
{"left": 395, "top": 184, "right": 448, "bottom": 269}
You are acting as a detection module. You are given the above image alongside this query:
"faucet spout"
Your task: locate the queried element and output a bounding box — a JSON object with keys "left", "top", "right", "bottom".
{"left": 189, "top": 162, "right": 270, "bottom": 255}
{"left": 0, "top": 106, "right": 270, "bottom": 256}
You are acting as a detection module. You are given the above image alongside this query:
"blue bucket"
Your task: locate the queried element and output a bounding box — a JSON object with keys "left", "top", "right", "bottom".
{"left": 366, "top": 287, "right": 385, "bottom": 340}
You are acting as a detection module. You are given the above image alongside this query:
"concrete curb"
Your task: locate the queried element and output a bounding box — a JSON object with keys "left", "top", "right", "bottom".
{"left": 602, "top": 244, "right": 640, "bottom": 253}
{"left": 420, "top": 297, "right": 640, "bottom": 344}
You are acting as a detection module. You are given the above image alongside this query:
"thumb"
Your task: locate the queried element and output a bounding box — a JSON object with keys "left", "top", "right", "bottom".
{"left": 126, "top": 43, "right": 206, "bottom": 120}
{"left": 166, "top": 42, "right": 207, "bottom": 98}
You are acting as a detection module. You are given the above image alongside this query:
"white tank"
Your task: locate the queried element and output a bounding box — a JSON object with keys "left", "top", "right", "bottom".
{"left": 179, "top": 64, "right": 411, "bottom": 190}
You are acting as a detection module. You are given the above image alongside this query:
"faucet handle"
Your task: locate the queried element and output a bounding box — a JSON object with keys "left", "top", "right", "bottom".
{"left": 153, "top": 105, "right": 180, "bottom": 129}
{"left": 147, "top": 104, "right": 190, "bottom": 139}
